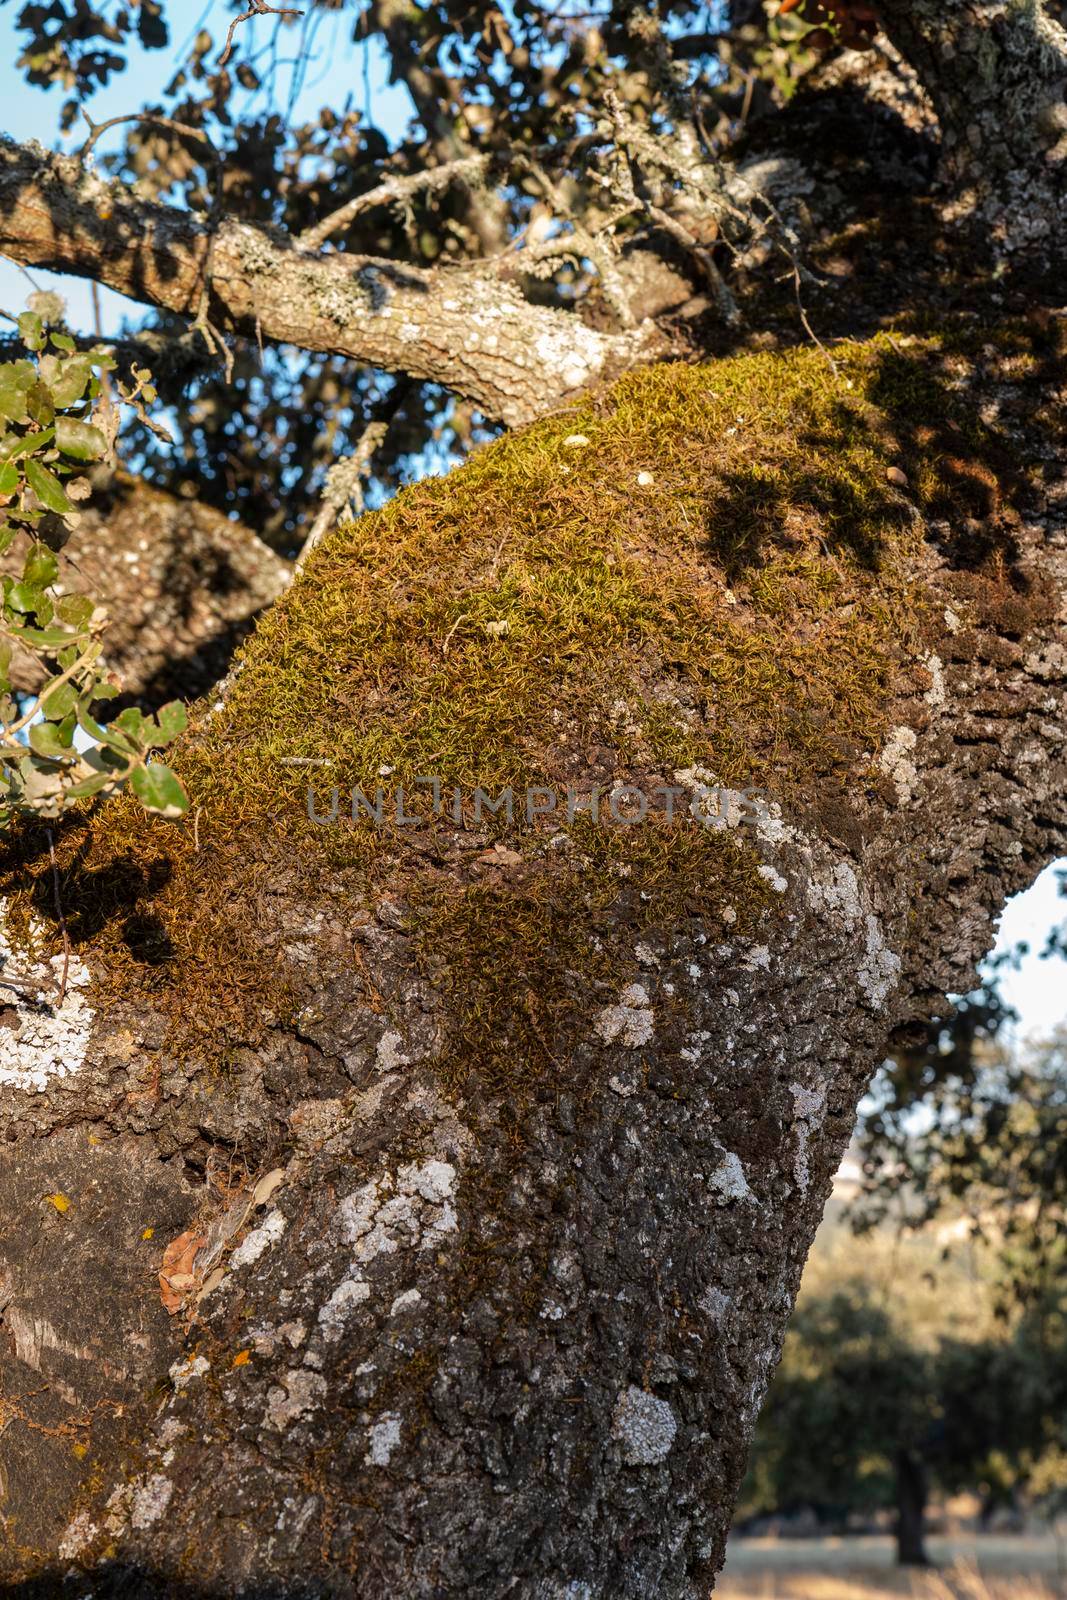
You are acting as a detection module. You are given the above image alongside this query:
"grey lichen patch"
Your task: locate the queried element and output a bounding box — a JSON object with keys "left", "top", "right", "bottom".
{"left": 315, "top": 1156, "right": 461, "bottom": 1345}
{"left": 228, "top": 1207, "right": 287, "bottom": 1271}
{"left": 802, "top": 854, "right": 901, "bottom": 1011}
{"left": 757, "top": 864, "right": 789, "bottom": 894}
{"left": 698, "top": 1285, "right": 732, "bottom": 1323}
{"left": 169, "top": 1353, "right": 210, "bottom": 1390}
{"left": 364, "top": 1412, "right": 402, "bottom": 1467}
{"left": 857, "top": 914, "right": 902, "bottom": 1010}
{"left": 0, "top": 897, "right": 94, "bottom": 1092}
{"left": 265, "top": 1368, "right": 327, "bottom": 1432}
{"left": 129, "top": 1474, "right": 173, "bottom": 1532}
{"left": 790, "top": 1082, "right": 828, "bottom": 1193}
{"left": 611, "top": 1386, "right": 678, "bottom": 1466}
{"left": 879, "top": 724, "right": 919, "bottom": 803}
{"left": 709, "top": 1151, "right": 755, "bottom": 1203}
{"left": 375, "top": 1028, "right": 408, "bottom": 1074}
{"left": 594, "top": 983, "right": 655, "bottom": 1048}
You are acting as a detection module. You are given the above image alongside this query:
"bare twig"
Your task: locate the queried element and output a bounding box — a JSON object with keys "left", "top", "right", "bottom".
{"left": 79, "top": 110, "right": 221, "bottom": 168}
{"left": 294, "top": 419, "right": 389, "bottom": 573}
{"left": 46, "top": 828, "right": 71, "bottom": 1006}
{"left": 792, "top": 262, "right": 839, "bottom": 378}
{"left": 647, "top": 204, "right": 739, "bottom": 325}
{"left": 297, "top": 154, "right": 489, "bottom": 253}
{"left": 218, "top": 0, "right": 305, "bottom": 69}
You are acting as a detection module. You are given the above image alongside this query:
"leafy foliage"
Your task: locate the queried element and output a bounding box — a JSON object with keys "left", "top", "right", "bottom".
{"left": 5, "top": 0, "right": 841, "bottom": 548}
{"left": 746, "top": 1228, "right": 1067, "bottom": 1535}
{"left": 0, "top": 300, "right": 187, "bottom": 826}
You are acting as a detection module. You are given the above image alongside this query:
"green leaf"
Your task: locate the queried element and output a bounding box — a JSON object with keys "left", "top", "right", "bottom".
{"left": 48, "top": 356, "right": 93, "bottom": 409}
{"left": 0, "top": 361, "right": 35, "bottom": 423}
{"left": 26, "top": 381, "right": 54, "bottom": 426}
{"left": 18, "top": 311, "right": 44, "bottom": 351}
{"left": 7, "top": 580, "right": 47, "bottom": 617}
{"left": 0, "top": 425, "right": 54, "bottom": 462}
{"left": 115, "top": 707, "right": 147, "bottom": 742}
{"left": 41, "top": 680, "right": 77, "bottom": 718}
{"left": 154, "top": 701, "right": 188, "bottom": 743}
{"left": 22, "top": 542, "right": 58, "bottom": 589}
{"left": 49, "top": 333, "right": 76, "bottom": 352}
{"left": 8, "top": 622, "right": 86, "bottom": 648}
{"left": 0, "top": 462, "right": 17, "bottom": 495}
{"left": 56, "top": 595, "right": 94, "bottom": 627}
{"left": 62, "top": 768, "right": 119, "bottom": 801}
{"left": 24, "top": 459, "right": 74, "bottom": 515}
{"left": 75, "top": 692, "right": 109, "bottom": 744}
{"left": 55, "top": 416, "right": 108, "bottom": 461}
{"left": 130, "top": 761, "right": 189, "bottom": 819}
{"left": 29, "top": 720, "right": 73, "bottom": 759}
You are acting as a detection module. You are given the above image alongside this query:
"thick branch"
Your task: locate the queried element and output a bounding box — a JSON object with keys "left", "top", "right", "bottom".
{"left": 0, "top": 138, "right": 665, "bottom": 428}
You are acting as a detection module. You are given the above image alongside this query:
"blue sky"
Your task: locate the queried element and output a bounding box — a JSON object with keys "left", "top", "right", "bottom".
{"left": 1, "top": 0, "right": 1064, "bottom": 1040}
{"left": 0, "top": 0, "right": 411, "bottom": 332}
{"left": 986, "top": 861, "right": 1066, "bottom": 1042}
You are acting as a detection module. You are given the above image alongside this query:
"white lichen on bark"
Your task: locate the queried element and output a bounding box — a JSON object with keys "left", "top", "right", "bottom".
{"left": 0, "top": 897, "right": 93, "bottom": 1092}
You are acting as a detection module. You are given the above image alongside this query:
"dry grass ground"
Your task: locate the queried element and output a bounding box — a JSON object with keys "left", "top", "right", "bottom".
{"left": 717, "top": 1537, "right": 1067, "bottom": 1598}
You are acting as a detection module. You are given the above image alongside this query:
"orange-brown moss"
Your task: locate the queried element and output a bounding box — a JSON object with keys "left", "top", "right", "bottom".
{"left": 1, "top": 332, "right": 1016, "bottom": 1062}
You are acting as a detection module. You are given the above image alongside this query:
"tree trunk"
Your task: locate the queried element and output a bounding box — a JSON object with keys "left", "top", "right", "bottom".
{"left": 876, "top": 0, "right": 1067, "bottom": 238}
{"left": 1, "top": 333, "right": 1065, "bottom": 1596}
{"left": 895, "top": 1448, "right": 930, "bottom": 1566}
{"left": 1, "top": 475, "right": 288, "bottom": 709}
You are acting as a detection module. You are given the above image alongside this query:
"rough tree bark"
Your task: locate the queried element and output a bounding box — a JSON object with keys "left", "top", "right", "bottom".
{"left": 2, "top": 475, "right": 288, "bottom": 708}
{"left": 876, "top": 0, "right": 1067, "bottom": 233}
{"left": 0, "top": 140, "right": 667, "bottom": 430}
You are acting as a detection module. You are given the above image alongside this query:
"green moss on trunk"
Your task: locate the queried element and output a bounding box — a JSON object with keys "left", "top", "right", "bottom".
{"left": 2, "top": 331, "right": 1026, "bottom": 1071}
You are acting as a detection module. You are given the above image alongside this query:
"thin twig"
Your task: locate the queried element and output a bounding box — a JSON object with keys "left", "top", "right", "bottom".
{"left": 79, "top": 110, "right": 221, "bottom": 168}
{"left": 792, "top": 262, "right": 839, "bottom": 378}
{"left": 293, "top": 418, "right": 388, "bottom": 572}
{"left": 2, "top": 638, "right": 101, "bottom": 742}
{"left": 297, "top": 154, "right": 488, "bottom": 253}
{"left": 218, "top": 0, "right": 305, "bottom": 69}
{"left": 46, "top": 828, "right": 71, "bottom": 1006}
{"left": 441, "top": 613, "right": 469, "bottom": 657}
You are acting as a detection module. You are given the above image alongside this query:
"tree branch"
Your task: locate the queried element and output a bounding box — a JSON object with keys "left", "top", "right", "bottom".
{"left": 0, "top": 137, "right": 666, "bottom": 428}
{"left": 297, "top": 154, "right": 490, "bottom": 254}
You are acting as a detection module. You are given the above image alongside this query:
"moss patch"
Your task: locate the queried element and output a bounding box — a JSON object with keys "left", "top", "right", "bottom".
{"left": 0, "top": 331, "right": 1011, "bottom": 1067}
{"left": 186, "top": 336, "right": 940, "bottom": 817}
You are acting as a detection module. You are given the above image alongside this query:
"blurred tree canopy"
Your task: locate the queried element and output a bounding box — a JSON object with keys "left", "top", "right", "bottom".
{"left": 856, "top": 882, "right": 1067, "bottom": 1320}
{"left": 1, "top": 0, "right": 829, "bottom": 550}
{"left": 743, "top": 1178, "right": 1067, "bottom": 1565}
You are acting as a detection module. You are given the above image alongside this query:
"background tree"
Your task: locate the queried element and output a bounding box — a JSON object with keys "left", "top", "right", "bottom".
{"left": 744, "top": 1173, "right": 1067, "bottom": 1566}
{"left": 856, "top": 1016, "right": 1067, "bottom": 1321}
